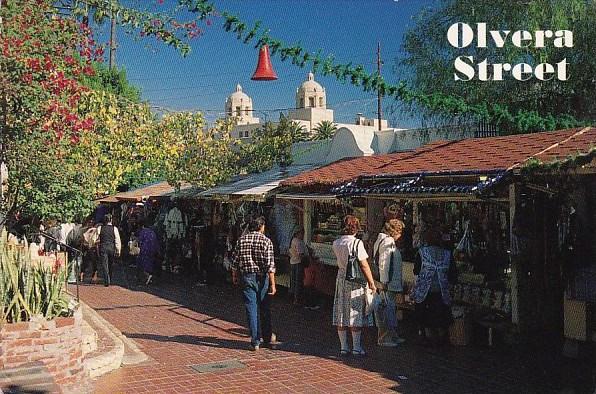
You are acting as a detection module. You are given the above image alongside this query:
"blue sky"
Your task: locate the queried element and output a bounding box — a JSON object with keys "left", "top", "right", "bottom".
{"left": 103, "top": 0, "right": 437, "bottom": 127}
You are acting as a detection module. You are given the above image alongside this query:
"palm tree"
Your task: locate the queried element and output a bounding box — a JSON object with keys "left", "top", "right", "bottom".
{"left": 277, "top": 115, "right": 309, "bottom": 142}
{"left": 312, "top": 120, "right": 338, "bottom": 140}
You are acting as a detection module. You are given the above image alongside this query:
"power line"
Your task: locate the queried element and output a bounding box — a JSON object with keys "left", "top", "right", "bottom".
{"left": 127, "top": 70, "right": 255, "bottom": 81}
{"left": 141, "top": 74, "right": 306, "bottom": 93}
{"left": 152, "top": 97, "right": 378, "bottom": 116}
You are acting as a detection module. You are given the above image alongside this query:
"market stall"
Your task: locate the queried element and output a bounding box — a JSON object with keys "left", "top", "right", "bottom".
{"left": 197, "top": 165, "right": 318, "bottom": 287}
{"left": 361, "top": 196, "right": 513, "bottom": 346}
{"left": 280, "top": 126, "right": 595, "bottom": 347}
{"left": 93, "top": 181, "right": 210, "bottom": 283}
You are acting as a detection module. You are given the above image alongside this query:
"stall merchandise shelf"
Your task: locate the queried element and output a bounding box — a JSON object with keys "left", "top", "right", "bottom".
{"left": 309, "top": 242, "right": 337, "bottom": 266}
{"left": 311, "top": 232, "right": 340, "bottom": 244}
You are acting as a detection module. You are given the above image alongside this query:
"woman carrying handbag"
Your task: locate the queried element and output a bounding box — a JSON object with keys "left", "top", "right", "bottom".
{"left": 372, "top": 219, "right": 406, "bottom": 347}
{"left": 332, "top": 215, "right": 377, "bottom": 357}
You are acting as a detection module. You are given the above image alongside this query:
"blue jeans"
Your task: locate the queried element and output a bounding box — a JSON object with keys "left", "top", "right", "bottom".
{"left": 385, "top": 290, "right": 398, "bottom": 329}
{"left": 241, "top": 273, "right": 272, "bottom": 346}
{"left": 376, "top": 290, "right": 399, "bottom": 343}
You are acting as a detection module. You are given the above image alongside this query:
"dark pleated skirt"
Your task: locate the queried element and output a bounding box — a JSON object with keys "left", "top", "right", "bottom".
{"left": 415, "top": 292, "right": 453, "bottom": 329}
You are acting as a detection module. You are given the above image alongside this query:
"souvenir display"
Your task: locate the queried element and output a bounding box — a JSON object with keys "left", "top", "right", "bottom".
{"left": 310, "top": 200, "right": 364, "bottom": 245}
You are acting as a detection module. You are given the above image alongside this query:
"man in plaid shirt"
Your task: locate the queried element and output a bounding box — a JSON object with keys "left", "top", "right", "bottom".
{"left": 232, "top": 216, "right": 277, "bottom": 350}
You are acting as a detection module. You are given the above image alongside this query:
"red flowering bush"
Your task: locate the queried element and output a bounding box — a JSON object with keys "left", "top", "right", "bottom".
{"left": 0, "top": 0, "right": 218, "bottom": 224}
{"left": 0, "top": 0, "right": 102, "bottom": 222}
{"left": 1, "top": 1, "right": 98, "bottom": 143}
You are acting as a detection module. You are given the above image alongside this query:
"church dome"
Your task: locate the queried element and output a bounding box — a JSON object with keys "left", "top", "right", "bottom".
{"left": 228, "top": 84, "right": 251, "bottom": 102}
{"left": 225, "top": 84, "right": 259, "bottom": 125}
{"left": 296, "top": 72, "right": 326, "bottom": 109}
{"left": 298, "top": 72, "right": 324, "bottom": 94}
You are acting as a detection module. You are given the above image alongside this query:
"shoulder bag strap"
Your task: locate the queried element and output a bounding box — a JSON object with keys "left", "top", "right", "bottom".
{"left": 388, "top": 243, "right": 395, "bottom": 280}
{"left": 373, "top": 240, "right": 380, "bottom": 264}
{"left": 350, "top": 238, "right": 358, "bottom": 258}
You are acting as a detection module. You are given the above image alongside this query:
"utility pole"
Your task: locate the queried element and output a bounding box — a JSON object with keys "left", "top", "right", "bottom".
{"left": 108, "top": 6, "right": 117, "bottom": 70}
{"left": 376, "top": 41, "right": 383, "bottom": 131}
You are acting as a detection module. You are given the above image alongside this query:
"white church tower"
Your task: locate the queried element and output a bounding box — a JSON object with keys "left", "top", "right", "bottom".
{"left": 288, "top": 72, "right": 334, "bottom": 132}
{"left": 225, "top": 84, "right": 260, "bottom": 126}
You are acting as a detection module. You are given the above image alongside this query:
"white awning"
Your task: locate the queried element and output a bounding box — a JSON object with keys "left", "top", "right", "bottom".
{"left": 275, "top": 193, "right": 337, "bottom": 200}
{"left": 198, "top": 165, "right": 319, "bottom": 201}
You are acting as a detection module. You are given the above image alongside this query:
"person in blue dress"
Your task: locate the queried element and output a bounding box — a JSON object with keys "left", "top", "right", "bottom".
{"left": 411, "top": 227, "right": 457, "bottom": 345}
{"left": 137, "top": 218, "right": 160, "bottom": 285}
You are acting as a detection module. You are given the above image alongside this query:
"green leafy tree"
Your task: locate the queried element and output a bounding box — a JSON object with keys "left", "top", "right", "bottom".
{"left": 239, "top": 121, "right": 289, "bottom": 174}
{"left": 82, "top": 64, "right": 141, "bottom": 104}
{"left": 312, "top": 120, "right": 338, "bottom": 140}
{"left": 398, "top": 0, "right": 596, "bottom": 127}
{"left": 159, "top": 114, "right": 238, "bottom": 188}
{"left": 239, "top": 116, "right": 309, "bottom": 173}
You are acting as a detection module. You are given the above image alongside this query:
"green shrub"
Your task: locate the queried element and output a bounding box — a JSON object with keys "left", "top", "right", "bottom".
{"left": 0, "top": 228, "right": 72, "bottom": 325}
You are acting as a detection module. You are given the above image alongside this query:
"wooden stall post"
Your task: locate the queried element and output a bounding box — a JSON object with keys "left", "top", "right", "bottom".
{"left": 304, "top": 200, "right": 312, "bottom": 245}
{"left": 509, "top": 183, "right": 520, "bottom": 326}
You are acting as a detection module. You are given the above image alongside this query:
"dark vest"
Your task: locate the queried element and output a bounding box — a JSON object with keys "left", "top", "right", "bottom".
{"left": 99, "top": 225, "right": 116, "bottom": 251}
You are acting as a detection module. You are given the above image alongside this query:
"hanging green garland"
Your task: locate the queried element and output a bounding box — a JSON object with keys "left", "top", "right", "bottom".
{"left": 80, "top": 0, "right": 585, "bottom": 134}
{"left": 219, "top": 12, "right": 585, "bottom": 134}
{"left": 522, "top": 147, "right": 595, "bottom": 174}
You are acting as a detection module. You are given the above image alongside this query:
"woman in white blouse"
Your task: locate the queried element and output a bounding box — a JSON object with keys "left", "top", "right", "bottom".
{"left": 373, "top": 219, "right": 406, "bottom": 347}
{"left": 332, "top": 215, "right": 377, "bottom": 357}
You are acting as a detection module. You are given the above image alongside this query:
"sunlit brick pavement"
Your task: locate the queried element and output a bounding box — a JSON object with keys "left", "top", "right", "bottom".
{"left": 72, "top": 270, "right": 594, "bottom": 394}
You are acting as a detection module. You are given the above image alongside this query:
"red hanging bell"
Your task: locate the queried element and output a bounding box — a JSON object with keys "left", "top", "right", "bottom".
{"left": 251, "top": 45, "right": 278, "bottom": 81}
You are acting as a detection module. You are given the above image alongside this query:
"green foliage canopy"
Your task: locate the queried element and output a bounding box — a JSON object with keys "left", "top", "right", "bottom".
{"left": 399, "top": 0, "right": 595, "bottom": 128}
{"left": 239, "top": 115, "right": 309, "bottom": 173}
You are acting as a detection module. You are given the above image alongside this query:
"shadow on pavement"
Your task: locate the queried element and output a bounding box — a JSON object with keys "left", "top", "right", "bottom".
{"left": 76, "top": 267, "right": 596, "bottom": 394}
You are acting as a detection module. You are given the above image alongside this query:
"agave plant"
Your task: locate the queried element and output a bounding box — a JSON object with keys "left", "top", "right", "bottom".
{"left": 0, "top": 228, "right": 71, "bottom": 325}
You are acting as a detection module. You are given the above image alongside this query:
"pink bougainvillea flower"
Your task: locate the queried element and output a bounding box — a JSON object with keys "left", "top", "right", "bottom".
{"left": 22, "top": 73, "right": 33, "bottom": 84}
{"left": 83, "top": 65, "right": 95, "bottom": 76}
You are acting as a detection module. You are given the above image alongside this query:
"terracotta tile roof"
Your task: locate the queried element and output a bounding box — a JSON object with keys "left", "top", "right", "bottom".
{"left": 280, "top": 153, "right": 406, "bottom": 187}
{"left": 372, "top": 127, "right": 595, "bottom": 177}
{"left": 281, "top": 127, "right": 595, "bottom": 187}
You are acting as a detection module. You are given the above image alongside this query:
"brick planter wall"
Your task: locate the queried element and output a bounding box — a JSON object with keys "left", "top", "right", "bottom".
{"left": 0, "top": 307, "right": 88, "bottom": 393}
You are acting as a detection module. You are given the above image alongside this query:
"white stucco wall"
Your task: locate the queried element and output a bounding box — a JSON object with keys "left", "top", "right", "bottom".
{"left": 324, "top": 126, "right": 377, "bottom": 163}
{"left": 287, "top": 107, "right": 334, "bottom": 131}
{"left": 291, "top": 140, "right": 333, "bottom": 165}
{"left": 391, "top": 128, "right": 475, "bottom": 152}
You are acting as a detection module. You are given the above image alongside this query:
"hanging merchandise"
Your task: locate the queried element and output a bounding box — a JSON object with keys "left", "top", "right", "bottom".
{"left": 502, "top": 293, "right": 512, "bottom": 314}
{"left": 455, "top": 220, "right": 474, "bottom": 258}
{"left": 274, "top": 203, "right": 297, "bottom": 253}
{"left": 164, "top": 206, "right": 187, "bottom": 239}
{"left": 557, "top": 205, "right": 574, "bottom": 250}
{"left": 384, "top": 203, "right": 404, "bottom": 220}
{"left": 412, "top": 219, "right": 426, "bottom": 249}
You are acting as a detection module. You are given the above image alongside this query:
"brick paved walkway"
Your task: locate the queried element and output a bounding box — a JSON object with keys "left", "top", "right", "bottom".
{"left": 73, "top": 272, "right": 594, "bottom": 394}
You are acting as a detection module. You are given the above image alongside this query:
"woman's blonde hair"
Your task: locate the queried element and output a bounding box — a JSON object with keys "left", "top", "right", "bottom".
{"left": 342, "top": 215, "right": 360, "bottom": 235}
{"left": 383, "top": 219, "right": 405, "bottom": 239}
